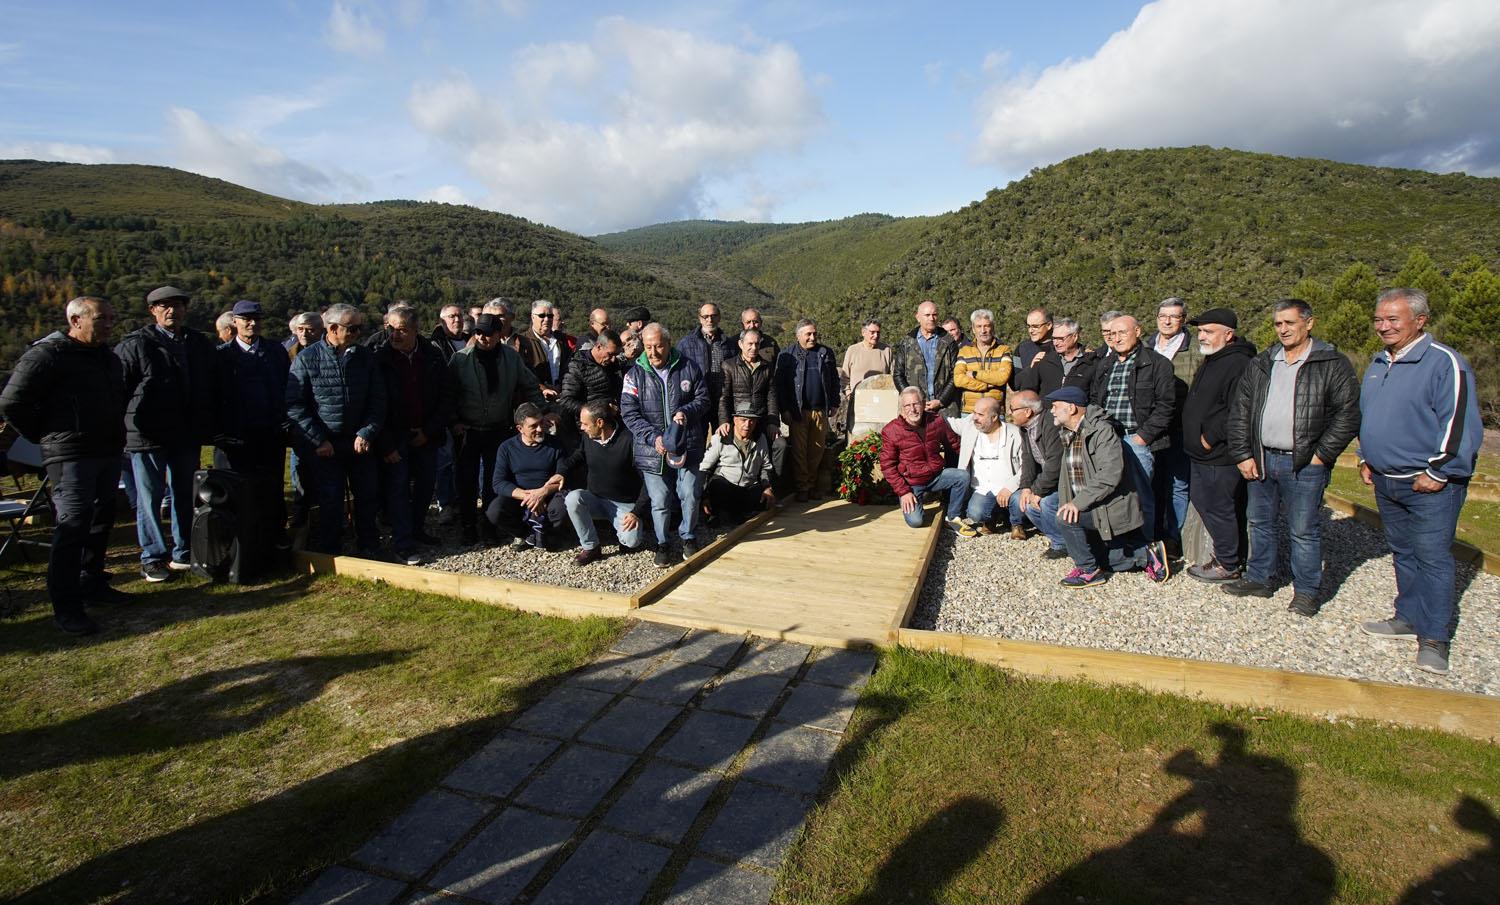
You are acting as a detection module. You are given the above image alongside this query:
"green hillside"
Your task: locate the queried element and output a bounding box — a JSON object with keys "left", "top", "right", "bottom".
{"left": 592, "top": 219, "right": 805, "bottom": 267}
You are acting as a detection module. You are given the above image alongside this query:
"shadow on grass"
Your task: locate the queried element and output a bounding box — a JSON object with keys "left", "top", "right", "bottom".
{"left": 847, "top": 797, "right": 1005, "bottom": 905}
{"left": 1397, "top": 795, "right": 1500, "bottom": 905}
{"left": 0, "top": 651, "right": 409, "bottom": 781}
{"left": 1023, "top": 721, "right": 1335, "bottom": 905}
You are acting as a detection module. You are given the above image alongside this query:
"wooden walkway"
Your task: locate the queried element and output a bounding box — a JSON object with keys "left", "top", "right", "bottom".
{"left": 637, "top": 498, "right": 941, "bottom": 648}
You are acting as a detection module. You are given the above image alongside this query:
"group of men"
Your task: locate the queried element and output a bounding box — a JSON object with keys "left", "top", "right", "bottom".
{"left": 0, "top": 286, "right": 1483, "bottom": 677}
{"left": 870, "top": 291, "right": 1482, "bottom": 675}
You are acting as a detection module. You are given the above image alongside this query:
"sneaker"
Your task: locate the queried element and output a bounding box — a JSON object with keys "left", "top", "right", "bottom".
{"left": 167, "top": 559, "right": 192, "bottom": 572}
{"left": 140, "top": 561, "right": 174, "bottom": 583}
{"left": 1144, "top": 540, "right": 1170, "bottom": 583}
{"left": 510, "top": 536, "right": 531, "bottom": 551}
{"left": 1361, "top": 617, "right": 1418, "bottom": 641}
{"left": 1040, "top": 546, "right": 1070, "bottom": 560}
{"left": 1223, "top": 578, "right": 1275, "bottom": 598}
{"left": 682, "top": 537, "right": 701, "bottom": 558}
{"left": 946, "top": 517, "right": 978, "bottom": 537}
{"left": 653, "top": 548, "right": 672, "bottom": 569}
{"left": 1060, "top": 567, "right": 1106, "bottom": 588}
{"left": 1416, "top": 639, "right": 1450, "bottom": 675}
{"left": 412, "top": 529, "right": 442, "bottom": 546}
{"left": 398, "top": 550, "right": 423, "bottom": 567}
{"left": 574, "top": 547, "right": 602, "bottom": 566}
{"left": 54, "top": 611, "right": 100, "bottom": 635}
{"left": 1187, "top": 561, "right": 1240, "bottom": 583}
{"left": 1287, "top": 592, "right": 1319, "bottom": 618}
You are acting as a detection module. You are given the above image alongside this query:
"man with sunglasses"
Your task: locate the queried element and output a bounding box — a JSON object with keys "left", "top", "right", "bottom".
{"left": 286, "top": 303, "right": 386, "bottom": 558}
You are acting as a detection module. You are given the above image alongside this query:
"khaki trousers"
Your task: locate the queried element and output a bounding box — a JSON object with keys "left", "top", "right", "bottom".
{"left": 788, "top": 410, "right": 827, "bottom": 492}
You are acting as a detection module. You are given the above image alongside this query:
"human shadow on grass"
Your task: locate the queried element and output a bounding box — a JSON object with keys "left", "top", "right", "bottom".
{"left": 0, "top": 650, "right": 408, "bottom": 781}
{"left": 1023, "top": 721, "right": 1335, "bottom": 905}
{"left": 845, "top": 797, "right": 1005, "bottom": 904}
{"left": 1396, "top": 795, "right": 1500, "bottom": 905}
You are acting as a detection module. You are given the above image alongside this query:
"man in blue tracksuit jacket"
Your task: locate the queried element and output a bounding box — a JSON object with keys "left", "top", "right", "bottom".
{"left": 1356, "top": 288, "right": 1482, "bottom": 676}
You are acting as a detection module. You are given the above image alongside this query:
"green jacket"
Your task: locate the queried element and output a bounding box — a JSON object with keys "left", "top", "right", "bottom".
{"left": 448, "top": 342, "right": 543, "bottom": 430}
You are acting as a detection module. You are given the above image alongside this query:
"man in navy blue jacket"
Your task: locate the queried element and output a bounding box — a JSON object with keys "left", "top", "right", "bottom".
{"left": 213, "top": 298, "right": 292, "bottom": 546}
{"left": 774, "top": 318, "right": 839, "bottom": 500}
{"left": 1357, "top": 288, "right": 1483, "bottom": 676}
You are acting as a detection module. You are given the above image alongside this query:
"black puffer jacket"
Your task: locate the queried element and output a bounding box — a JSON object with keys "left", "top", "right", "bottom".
{"left": 556, "top": 350, "right": 624, "bottom": 421}
{"left": 0, "top": 331, "right": 126, "bottom": 465}
{"left": 719, "top": 356, "right": 778, "bottom": 424}
{"left": 1227, "top": 338, "right": 1361, "bottom": 473}
{"left": 1024, "top": 346, "right": 1103, "bottom": 397}
{"left": 1181, "top": 338, "right": 1256, "bottom": 466}
{"left": 116, "top": 324, "right": 216, "bottom": 451}
{"left": 1086, "top": 344, "right": 1177, "bottom": 451}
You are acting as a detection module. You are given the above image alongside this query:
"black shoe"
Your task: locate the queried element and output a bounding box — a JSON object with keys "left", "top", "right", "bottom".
{"left": 412, "top": 529, "right": 442, "bottom": 546}
{"left": 682, "top": 537, "right": 701, "bottom": 558}
{"left": 82, "top": 585, "right": 135, "bottom": 607}
{"left": 1287, "top": 592, "right": 1320, "bottom": 617}
{"left": 1040, "top": 547, "right": 1070, "bottom": 560}
{"left": 54, "top": 611, "right": 99, "bottom": 635}
{"left": 653, "top": 548, "right": 672, "bottom": 569}
{"left": 140, "top": 561, "right": 174, "bottom": 583}
{"left": 1223, "top": 578, "right": 1275, "bottom": 598}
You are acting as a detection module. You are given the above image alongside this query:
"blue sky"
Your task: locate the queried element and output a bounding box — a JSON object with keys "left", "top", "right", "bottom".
{"left": 4, "top": 1, "right": 1499, "bottom": 235}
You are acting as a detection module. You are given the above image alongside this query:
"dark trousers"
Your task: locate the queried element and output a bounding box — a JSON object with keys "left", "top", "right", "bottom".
{"left": 485, "top": 494, "right": 569, "bottom": 545}
{"left": 1189, "top": 460, "right": 1247, "bottom": 570}
{"left": 1056, "top": 508, "right": 1149, "bottom": 574}
{"left": 379, "top": 438, "right": 440, "bottom": 552}
{"left": 454, "top": 427, "right": 505, "bottom": 530}
{"left": 312, "top": 439, "right": 379, "bottom": 554}
{"left": 215, "top": 434, "right": 289, "bottom": 535}
{"left": 45, "top": 457, "right": 120, "bottom": 617}
{"left": 705, "top": 476, "right": 768, "bottom": 524}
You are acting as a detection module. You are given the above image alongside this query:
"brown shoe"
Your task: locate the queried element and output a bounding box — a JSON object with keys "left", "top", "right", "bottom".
{"left": 1009, "top": 525, "right": 1027, "bottom": 540}
{"left": 573, "top": 547, "right": 603, "bottom": 566}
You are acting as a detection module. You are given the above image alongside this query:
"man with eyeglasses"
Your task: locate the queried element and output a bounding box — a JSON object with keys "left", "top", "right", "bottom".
{"left": 1145, "top": 297, "right": 1202, "bottom": 550}
{"left": 286, "top": 303, "right": 387, "bottom": 558}
{"left": 213, "top": 298, "right": 292, "bottom": 545}
{"left": 374, "top": 305, "right": 452, "bottom": 565}
{"left": 678, "top": 302, "right": 737, "bottom": 434}
{"left": 1010, "top": 306, "right": 1055, "bottom": 391}
{"left": 517, "top": 299, "right": 569, "bottom": 399}
{"left": 1006, "top": 390, "right": 1068, "bottom": 556}
{"left": 879, "top": 386, "right": 970, "bottom": 531}
{"left": 1087, "top": 311, "right": 1176, "bottom": 543}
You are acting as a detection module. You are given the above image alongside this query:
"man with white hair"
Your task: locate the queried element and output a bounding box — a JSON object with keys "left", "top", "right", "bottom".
{"left": 1087, "top": 311, "right": 1176, "bottom": 542}
{"left": 952, "top": 308, "right": 1013, "bottom": 415}
{"left": 878, "top": 386, "right": 970, "bottom": 532}
{"left": 517, "top": 299, "right": 569, "bottom": 397}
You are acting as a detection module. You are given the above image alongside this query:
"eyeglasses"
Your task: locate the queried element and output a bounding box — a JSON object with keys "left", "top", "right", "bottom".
{"left": 533, "top": 313, "right": 553, "bottom": 319}
{"left": 1102, "top": 329, "right": 1130, "bottom": 337}
{"left": 1007, "top": 406, "right": 1029, "bottom": 414}
{"left": 1026, "top": 322, "right": 1050, "bottom": 330}
{"left": 331, "top": 322, "right": 363, "bottom": 333}
{"left": 699, "top": 313, "right": 719, "bottom": 320}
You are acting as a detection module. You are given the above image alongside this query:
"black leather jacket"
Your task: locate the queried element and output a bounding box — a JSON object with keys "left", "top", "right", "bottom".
{"left": 1227, "top": 339, "right": 1361, "bottom": 472}
{"left": 0, "top": 331, "right": 126, "bottom": 465}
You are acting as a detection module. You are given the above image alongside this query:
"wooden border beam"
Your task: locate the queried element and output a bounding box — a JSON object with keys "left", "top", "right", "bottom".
{"left": 629, "top": 503, "right": 783, "bottom": 609}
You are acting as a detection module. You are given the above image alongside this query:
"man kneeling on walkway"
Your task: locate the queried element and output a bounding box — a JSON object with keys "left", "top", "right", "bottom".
{"left": 879, "top": 386, "right": 971, "bottom": 531}
{"left": 1048, "top": 386, "right": 1169, "bottom": 588}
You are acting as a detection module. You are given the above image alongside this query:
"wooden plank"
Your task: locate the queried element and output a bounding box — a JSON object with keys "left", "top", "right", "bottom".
{"left": 888, "top": 512, "right": 945, "bottom": 639}
{"left": 629, "top": 503, "right": 782, "bottom": 608}
{"left": 293, "top": 551, "right": 634, "bottom": 620}
{"left": 896, "top": 628, "right": 1500, "bottom": 742}
{"left": 638, "top": 607, "right": 881, "bottom": 650}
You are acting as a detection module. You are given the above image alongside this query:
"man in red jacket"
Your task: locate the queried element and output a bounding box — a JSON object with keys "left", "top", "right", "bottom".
{"left": 879, "top": 386, "right": 972, "bottom": 531}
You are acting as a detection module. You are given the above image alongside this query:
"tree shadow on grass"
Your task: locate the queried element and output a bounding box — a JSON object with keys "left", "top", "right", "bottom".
{"left": 1397, "top": 795, "right": 1500, "bottom": 905}
{"left": 1023, "top": 721, "right": 1336, "bottom": 905}
{"left": 0, "top": 650, "right": 409, "bottom": 781}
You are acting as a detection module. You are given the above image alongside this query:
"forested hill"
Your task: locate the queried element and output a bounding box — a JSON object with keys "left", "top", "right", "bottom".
{"left": 0, "top": 160, "right": 770, "bottom": 371}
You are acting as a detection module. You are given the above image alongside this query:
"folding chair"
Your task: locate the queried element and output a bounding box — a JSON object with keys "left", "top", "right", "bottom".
{"left": 0, "top": 437, "right": 52, "bottom": 563}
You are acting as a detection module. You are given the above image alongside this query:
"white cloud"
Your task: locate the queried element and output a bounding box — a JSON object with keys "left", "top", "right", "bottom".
{"left": 0, "top": 42, "right": 22, "bottom": 63}
{"left": 407, "top": 17, "right": 824, "bottom": 233}
{"left": 974, "top": 0, "right": 1500, "bottom": 177}
{"left": 165, "top": 106, "right": 370, "bottom": 202}
{"left": 0, "top": 141, "right": 116, "bottom": 164}
{"left": 419, "top": 184, "right": 473, "bottom": 205}
{"left": 325, "top": 1, "right": 385, "bottom": 55}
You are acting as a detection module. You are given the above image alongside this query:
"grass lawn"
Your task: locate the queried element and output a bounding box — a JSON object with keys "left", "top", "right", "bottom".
{"left": 1327, "top": 451, "right": 1500, "bottom": 555}
{"left": 778, "top": 648, "right": 1500, "bottom": 905}
{"left": 0, "top": 542, "right": 624, "bottom": 905}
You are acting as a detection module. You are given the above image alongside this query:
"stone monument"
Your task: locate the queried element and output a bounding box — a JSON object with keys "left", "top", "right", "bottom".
{"left": 849, "top": 374, "right": 899, "bottom": 439}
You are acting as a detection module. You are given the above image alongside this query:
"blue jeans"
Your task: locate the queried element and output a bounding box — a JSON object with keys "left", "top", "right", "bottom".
{"left": 966, "top": 490, "right": 999, "bottom": 524}
{"left": 1372, "top": 474, "right": 1467, "bottom": 642}
{"left": 903, "top": 467, "right": 971, "bottom": 528}
{"left": 643, "top": 461, "right": 703, "bottom": 545}
{"left": 313, "top": 438, "right": 380, "bottom": 554}
{"left": 1056, "top": 507, "right": 1149, "bottom": 574}
{"left": 379, "top": 439, "right": 439, "bottom": 552}
{"left": 565, "top": 489, "right": 643, "bottom": 551}
{"left": 1245, "top": 452, "right": 1328, "bottom": 595}
{"left": 1009, "top": 490, "right": 1064, "bottom": 550}
{"left": 1124, "top": 437, "right": 1157, "bottom": 541}
{"left": 131, "top": 446, "right": 200, "bottom": 565}
{"left": 1153, "top": 438, "right": 1191, "bottom": 544}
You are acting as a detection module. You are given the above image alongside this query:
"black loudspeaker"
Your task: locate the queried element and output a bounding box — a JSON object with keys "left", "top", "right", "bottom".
{"left": 190, "top": 469, "right": 267, "bottom": 584}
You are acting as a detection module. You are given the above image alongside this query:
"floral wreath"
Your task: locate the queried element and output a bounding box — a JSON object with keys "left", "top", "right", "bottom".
{"left": 836, "top": 431, "right": 894, "bottom": 505}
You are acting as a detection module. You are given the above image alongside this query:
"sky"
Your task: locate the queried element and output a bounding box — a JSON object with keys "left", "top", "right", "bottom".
{"left": 3, "top": 0, "right": 1499, "bottom": 236}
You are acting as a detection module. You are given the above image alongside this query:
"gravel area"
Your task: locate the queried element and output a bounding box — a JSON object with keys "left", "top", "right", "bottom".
{"left": 911, "top": 508, "right": 1500, "bottom": 697}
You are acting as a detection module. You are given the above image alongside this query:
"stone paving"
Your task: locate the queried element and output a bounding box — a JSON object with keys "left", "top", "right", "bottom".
{"left": 291, "top": 621, "right": 878, "bottom": 905}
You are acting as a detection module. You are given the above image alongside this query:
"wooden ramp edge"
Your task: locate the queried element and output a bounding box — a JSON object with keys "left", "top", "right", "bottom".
{"left": 629, "top": 504, "right": 783, "bottom": 609}
{"left": 1324, "top": 492, "right": 1499, "bottom": 577}
{"left": 293, "top": 551, "right": 634, "bottom": 620}
{"left": 897, "top": 628, "right": 1500, "bottom": 743}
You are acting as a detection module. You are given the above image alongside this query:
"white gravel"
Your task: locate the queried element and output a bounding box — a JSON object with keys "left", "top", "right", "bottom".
{"left": 910, "top": 509, "right": 1500, "bottom": 697}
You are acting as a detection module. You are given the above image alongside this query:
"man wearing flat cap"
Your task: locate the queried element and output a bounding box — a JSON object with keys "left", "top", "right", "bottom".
{"left": 116, "top": 286, "right": 216, "bottom": 581}
{"left": 700, "top": 408, "right": 777, "bottom": 525}
{"left": 213, "top": 298, "right": 293, "bottom": 543}
{"left": 1180, "top": 309, "right": 1256, "bottom": 584}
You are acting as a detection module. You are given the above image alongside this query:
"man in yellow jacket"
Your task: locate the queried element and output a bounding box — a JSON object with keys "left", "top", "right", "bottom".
{"left": 953, "top": 309, "right": 1014, "bottom": 415}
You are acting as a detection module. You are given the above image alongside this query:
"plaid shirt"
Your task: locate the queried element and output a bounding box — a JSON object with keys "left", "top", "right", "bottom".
{"left": 1063, "top": 427, "right": 1086, "bottom": 494}
{"left": 1103, "top": 347, "right": 1139, "bottom": 433}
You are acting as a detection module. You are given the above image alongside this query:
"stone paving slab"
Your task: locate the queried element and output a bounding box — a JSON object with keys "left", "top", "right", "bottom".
{"left": 515, "top": 744, "right": 637, "bottom": 818}
{"left": 662, "top": 858, "right": 777, "bottom": 905}
{"left": 699, "top": 671, "right": 790, "bottom": 718}
{"left": 441, "top": 731, "right": 560, "bottom": 798}
{"left": 530, "top": 829, "right": 673, "bottom": 905}
{"left": 425, "top": 808, "right": 576, "bottom": 905}
{"left": 510, "top": 686, "right": 617, "bottom": 739}
{"left": 289, "top": 866, "right": 407, "bottom": 905}
{"left": 655, "top": 710, "right": 759, "bottom": 772}
{"left": 773, "top": 681, "right": 861, "bottom": 733}
{"left": 610, "top": 621, "right": 688, "bottom": 656}
{"left": 735, "top": 640, "right": 812, "bottom": 676}
{"left": 579, "top": 696, "right": 682, "bottom": 754}
{"left": 602, "top": 761, "right": 719, "bottom": 845}
{"left": 627, "top": 660, "right": 720, "bottom": 705}
{"left": 803, "top": 648, "right": 878, "bottom": 688}
{"left": 568, "top": 654, "right": 659, "bottom": 694}
{"left": 669, "top": 630, "right": 745, "bottom": 667}
{"left": 697, "top": 781, "right": 814, "bottom": 870}
{"left": 350, "top": 789, "right": 490, "bottom": 879}
{"left": 741, "top": 724, "right": 843, "bottom": 795}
